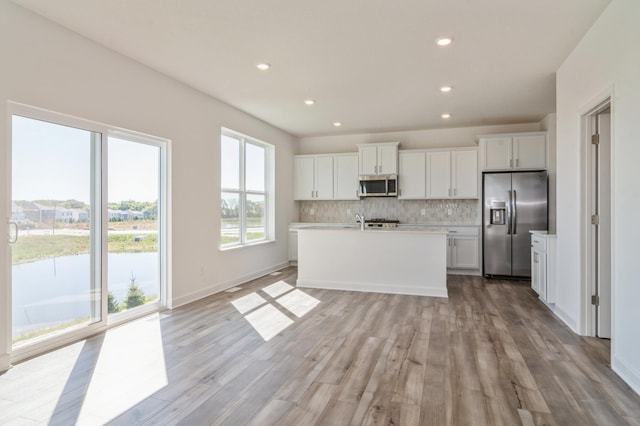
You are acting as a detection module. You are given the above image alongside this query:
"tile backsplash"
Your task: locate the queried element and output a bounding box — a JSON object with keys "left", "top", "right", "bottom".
{"left": 298, "top": 198, "right": 480, "bottom": 224}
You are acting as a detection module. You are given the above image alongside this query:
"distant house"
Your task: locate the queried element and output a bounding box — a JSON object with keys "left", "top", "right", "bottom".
{"left": 70, "top": 209, "right": 89, "bottom": 222}
{"left": 11, "top": 203, "right": 25, "bottom": 222}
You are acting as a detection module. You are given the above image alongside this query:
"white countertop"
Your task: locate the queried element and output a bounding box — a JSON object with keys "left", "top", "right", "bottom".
{"left": 290, "top": 222, "right": 479, "bottom": 229}
{"left": 297, "top": 226, "right": 448, "bottom": 234}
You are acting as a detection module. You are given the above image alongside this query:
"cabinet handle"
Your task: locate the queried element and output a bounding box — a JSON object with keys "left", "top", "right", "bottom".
{"left": 510, "top": 159, "right": 513, "bottom": 168}
{"left": 453, "top": 188, "right": 457, "bottom": 196}
{"left": 516, "top": 158, "right": 519, "bottom": 167}
{"left": 311, "top": 190, "right": 314, "bottom": 198}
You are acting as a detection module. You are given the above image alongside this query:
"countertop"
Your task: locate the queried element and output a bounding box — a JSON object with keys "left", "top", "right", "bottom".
{"left": 289, "top": 222, "right": 480, "bottom": 229}
{"left": 297, "top": 226, "right": 448, "bottom": 234}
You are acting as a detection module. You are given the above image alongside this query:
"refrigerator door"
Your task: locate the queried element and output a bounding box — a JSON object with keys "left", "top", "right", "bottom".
{"left": 511, "top": 171, "right": 548, "bottom": 277}
{"left": 483, "top": 173, "right": 512, "bottom": 276}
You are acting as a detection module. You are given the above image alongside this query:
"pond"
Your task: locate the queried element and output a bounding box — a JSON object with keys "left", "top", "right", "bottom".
{"left": 12, "top": 252, "right": 159, "bottom": 338}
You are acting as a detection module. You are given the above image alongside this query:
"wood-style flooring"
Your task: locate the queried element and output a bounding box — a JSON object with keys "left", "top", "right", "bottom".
{"left": 1, "top": 267, "right": 639, "bottom": 425}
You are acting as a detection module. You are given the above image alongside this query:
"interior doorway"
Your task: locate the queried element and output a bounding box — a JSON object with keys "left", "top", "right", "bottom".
{"left": 586, "top": 100, "right": 611, "bottom": 339}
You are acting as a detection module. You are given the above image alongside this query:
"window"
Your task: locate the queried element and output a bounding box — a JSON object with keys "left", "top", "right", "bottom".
{"left": 220, "top": 129, "right": 273, "bottom": 247}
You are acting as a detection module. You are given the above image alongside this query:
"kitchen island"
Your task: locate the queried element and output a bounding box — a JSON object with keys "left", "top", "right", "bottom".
{"left": 296, "top": 227, "right": 448, "bottom": 298}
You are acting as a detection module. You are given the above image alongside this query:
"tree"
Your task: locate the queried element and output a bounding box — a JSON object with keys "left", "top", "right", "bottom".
{"left": 107, "top": 291, "right": 121, "bottom": 313}
{"left": 124, "top": 272, "right": 146, "bottom": 309}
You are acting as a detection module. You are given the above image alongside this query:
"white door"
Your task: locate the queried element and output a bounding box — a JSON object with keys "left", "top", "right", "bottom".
{"left": 427, "top": 151, "right": 451, "bottom": 198}
{"left": 482, "top": 137, "right": 512, "bottom": 170}
{"left": 513, "top": 134, "right": 546, "bottom": 170}
{"left": 378, "top": 145, "right": 398, "bottom": 175}
{"left": 359, "top": 146, "right": 378, "bottom": 175}
{"left": 293, "top": 157, "right": 315, "bottom": 200}
{"left": 334, "top": 154, "right": 359, "bottom": 200}
{"left": 314, "top": 156, "right": 334, "bottom": 200}
{"left": 398, "top": 151, "right": 426, "bottom": 199}
{"left": 452, "top": 150, "right": 478, "bottom": 198}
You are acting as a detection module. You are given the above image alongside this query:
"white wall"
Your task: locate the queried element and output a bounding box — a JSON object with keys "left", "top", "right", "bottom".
{"left": 0, "top": 0, "right": 297, "bottom": 370}
{"left": 298, "top": 123, "right": 541, "bottom": 154}
{"left": 556, "top": 0, "right": 640, "bottom": 394}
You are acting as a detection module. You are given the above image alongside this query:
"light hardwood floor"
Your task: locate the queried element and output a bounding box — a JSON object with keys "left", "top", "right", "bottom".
{"left": 1, "top": 267, "right": 639, "bottom": 425}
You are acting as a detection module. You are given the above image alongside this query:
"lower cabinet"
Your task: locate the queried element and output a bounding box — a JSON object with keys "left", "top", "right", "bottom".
{"left": 530, "top": 232, "right": 556, "bottom": 304}
{"left": 446, "top": 227, "right": 480, "bottom": 273}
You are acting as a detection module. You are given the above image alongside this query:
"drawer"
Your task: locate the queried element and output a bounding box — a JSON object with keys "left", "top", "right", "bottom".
{"left": 447, "top": 226, "right": 479, "bottom": 236}
{"left": 531, "top": 234, "right": 547, "bottom": 252}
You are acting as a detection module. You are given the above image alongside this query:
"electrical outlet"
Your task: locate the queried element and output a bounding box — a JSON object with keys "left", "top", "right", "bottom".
{"left": 447, "top": 208, "right": 453, "bottom": 216}
{"left": 420, "top": 208, "right": 426, "bottom": 216}
{"left": 310, "top": 208, "right": 315, "bottom": 215}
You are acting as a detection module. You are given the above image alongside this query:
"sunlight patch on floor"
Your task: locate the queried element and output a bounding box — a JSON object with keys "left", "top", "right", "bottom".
{"left": 244, "top": 304, "right": 294, "bottom": 341}
{"left": 78, "top": 313, "right": 168, "bottom": 423}
{"left": 231, "top": 292, "right": 267, "bottom": 314}
{"left": 276, "top": 289, "right": 321, "bottom": 318}
{"left": 262, "top": 280, "right": 294, "bottom": 298}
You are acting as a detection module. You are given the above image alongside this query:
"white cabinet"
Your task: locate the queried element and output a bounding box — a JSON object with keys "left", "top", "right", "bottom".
{"left": 398, "top": 151, "right": 426, "bottom": 199}
{"left": 447, "top": 227, "right": 480, "bottom": 270}
{"left": 479, "top": 132, "right": 546, "bottom": 171}
{"left": 333, "top": 154, "right": 359, "bottom": 200}
{"left": 358, "top": 142, "right": 399, "bottom": 175}
{"left": 288, "top": 230, "right": 298, "bottom": 262}
{"left": 530, "top": 232, "right": 556, "bottom": 304}
{"left": 426, "top": 149, "right": 478, "bottom": 199}
{"left": 293, "top": 155, "right": 334, "bottom": 200}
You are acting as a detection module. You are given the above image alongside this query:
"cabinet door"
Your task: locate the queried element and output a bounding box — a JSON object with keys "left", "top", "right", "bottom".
{"left": 427, "top": 151, "right": 451, "bottom": 198}
{"left": 334, "top": 154, "right": 359, "bottom": 200}
{"left": 359, "top": 146, "right": 378, "bottom": 175}
{"left": 398, "top": 151, "right": 426, "bottom": 199}
{"left": 450, "top": 236, "right": 479, "bottom": 269}
{"left": 513, "top": 134, "right": 546, "bottom": 170}
{"left": 452, "top": 150, "right": 478, "bottom": 198}
{"left": 482, "top": 137, "right": 512, "bottom": 170}
{"left": 378, "top": 145, "right": 398, "bottom": 174}
{"left": 314, "top": 156, "right": 334, "bottom": 199}
{"left": 293, "top": 156, "right": 315, "bottom": 200}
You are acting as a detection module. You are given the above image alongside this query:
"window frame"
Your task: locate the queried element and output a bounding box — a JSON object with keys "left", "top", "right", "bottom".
{"left": 220, "top": 128, "right": 274, "bottom": 249}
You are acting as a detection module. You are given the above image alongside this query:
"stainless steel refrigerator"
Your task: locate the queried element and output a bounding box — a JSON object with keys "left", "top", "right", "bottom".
{"left": 483, "top": 171, "right": 548, "bottom": 278}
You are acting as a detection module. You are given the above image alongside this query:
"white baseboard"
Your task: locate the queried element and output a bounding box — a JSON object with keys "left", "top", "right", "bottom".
{"left": 297, "top": 279, "right": 448, "bottom": 298}
{"left": 551, "top": 305, "right": 579, "bottom": 334}
{"left": 612, "top": 354, "right": 640, "bottom": 397}
{"left": 172, "top": 261, "right": 290, "bottom": 308}
{"left": 447, "top": 269, "right": 481, "bottom": 276}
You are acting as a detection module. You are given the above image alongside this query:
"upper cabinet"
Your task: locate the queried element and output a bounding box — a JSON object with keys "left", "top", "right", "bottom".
{"left": 427, "top": 149, "right": 478, "bottom": 199}
{"left": 478, "top": 132, "right": 547, "bottom": 171}
{"left": 293, "top": 155, "right": 334, "bottom": 200}
{"left": 333, "top": 153, "right": 359, "bottom": 200}
{"left": 398, "top": 151, "right": 426, "bottom": 199}
{"left": 398, "top": 148, "right": 478, "bottom": 200}
{"left": 294, "top": 153, "right": 359, "bottom": 201}
{"left": 357, "top": 142, "right": 399, "bottom": 175}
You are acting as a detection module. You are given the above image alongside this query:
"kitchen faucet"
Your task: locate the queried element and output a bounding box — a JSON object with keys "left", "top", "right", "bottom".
{"left": 355, "top": 213, "right": 365, "bottom": 231}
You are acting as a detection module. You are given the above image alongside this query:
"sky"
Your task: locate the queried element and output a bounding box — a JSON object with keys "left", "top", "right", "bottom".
{"left": 12, "top": 115, "right": 159, "bottom": 204}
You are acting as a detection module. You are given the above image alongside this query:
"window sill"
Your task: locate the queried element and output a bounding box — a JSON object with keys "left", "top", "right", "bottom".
{"left": 219, "top": 239, "right": 275, "bottom": 252}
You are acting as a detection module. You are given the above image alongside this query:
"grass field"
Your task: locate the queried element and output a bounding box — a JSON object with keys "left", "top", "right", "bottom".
{"left": 12, "top": 233, "right": 158, "bottom": 265}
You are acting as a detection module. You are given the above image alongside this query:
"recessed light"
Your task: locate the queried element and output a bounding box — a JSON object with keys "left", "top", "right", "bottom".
{"left": 441, "top": 113, "right": 452, "bottom": 119}
{"left": 256, "top": 63, "right": 270, "bottom": 70}
{"left": 333, "top": 122, "right": 342, "bottom": 127}
{"left": 304, "top": 99, "right": 315, "bottom": 105}
{"left": 440, "top": 86, "right": 453, "bottom": 93}
{"left": 436, "top": 37, "right": 453, "bottom": 46}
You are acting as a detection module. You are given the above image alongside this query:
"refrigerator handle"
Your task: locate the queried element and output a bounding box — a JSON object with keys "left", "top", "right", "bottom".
{"left": 507, "top": 190, "right": 512, "bottom": 235}
{"left": 512, "top": 189, "right": 517, "bottom": 235}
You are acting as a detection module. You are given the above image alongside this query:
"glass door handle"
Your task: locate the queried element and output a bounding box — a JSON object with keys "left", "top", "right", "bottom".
{"left": 8, "top": 221, "right": 18, "bottom": 244}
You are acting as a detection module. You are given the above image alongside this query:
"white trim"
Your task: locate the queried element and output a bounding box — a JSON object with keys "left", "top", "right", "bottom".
{"left": 549, "top": 304, "right": 579, "bottom": 334}
{"left": 171, "top": 262, "right": 289, "bottom": 309}
{"left": 297, "top": 279, "right": 448, "bottom": 298}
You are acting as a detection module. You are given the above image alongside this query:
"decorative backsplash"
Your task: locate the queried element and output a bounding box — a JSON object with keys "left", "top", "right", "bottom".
{"left": 298, "top": 198, "right": 480, "bottom": 224}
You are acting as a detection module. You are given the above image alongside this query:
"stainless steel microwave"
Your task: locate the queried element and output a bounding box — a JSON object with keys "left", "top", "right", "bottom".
{"left": 358, "top": 174, "right": 398, "bottom": 197}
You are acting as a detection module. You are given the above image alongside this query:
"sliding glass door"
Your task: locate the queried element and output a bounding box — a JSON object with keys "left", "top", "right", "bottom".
{"left": 10, "top": 114, "right": 101, "bottom": 346}
{"left": 8, "top": 105, "right": 168, "bottom": 358}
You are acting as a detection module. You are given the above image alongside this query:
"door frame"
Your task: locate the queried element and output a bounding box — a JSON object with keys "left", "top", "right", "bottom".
{"left": 5, "top": 102, "right": 171, "bottom": 365}
{"left": 580, "top": 90, "right": 614, "bottom": 339}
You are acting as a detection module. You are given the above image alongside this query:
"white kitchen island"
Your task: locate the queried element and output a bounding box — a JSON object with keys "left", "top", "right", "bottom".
{"left": 297, "top": 227, "right": 448, "bottom": 298}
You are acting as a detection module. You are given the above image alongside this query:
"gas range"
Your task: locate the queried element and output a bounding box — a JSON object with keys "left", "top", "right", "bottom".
{"left": 364, "top": 218, "right": 400, "bottom": 228}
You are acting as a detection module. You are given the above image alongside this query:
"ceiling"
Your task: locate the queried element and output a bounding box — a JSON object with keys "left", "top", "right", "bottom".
{"left": 12, "top": 0, "right": 611, "bottom": 138}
